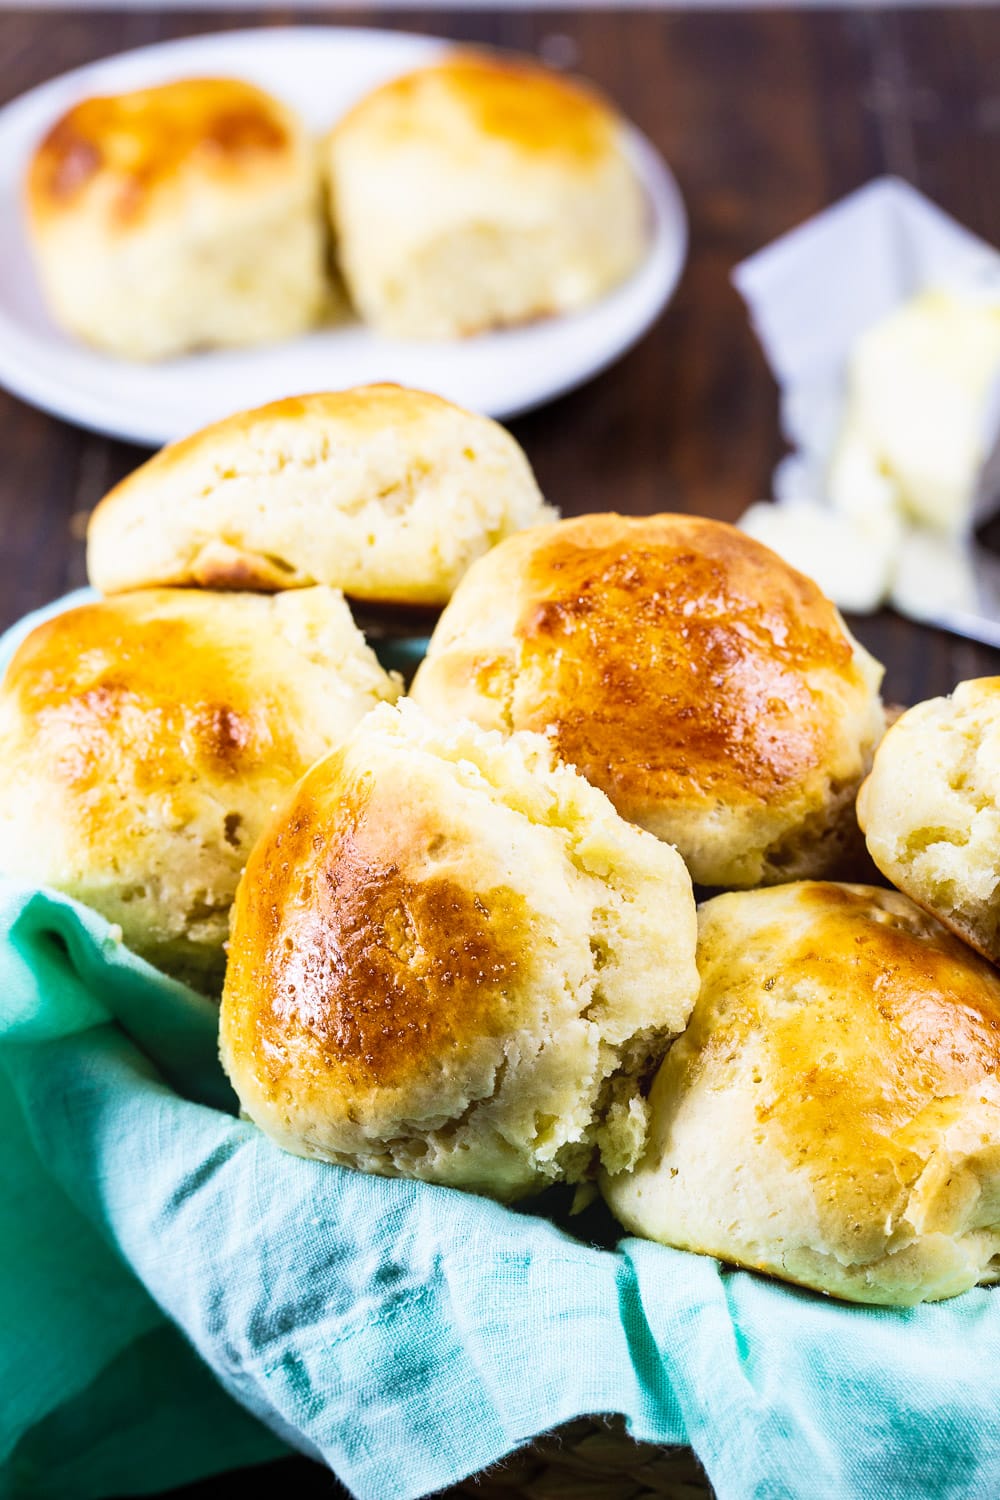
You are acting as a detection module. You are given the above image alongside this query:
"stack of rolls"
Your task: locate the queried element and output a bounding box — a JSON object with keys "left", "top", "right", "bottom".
{"left": 0, "top": 383, "right": 553, "bottom": 990}
{"left": 215, "top": 505, "right": 1000, "bottom": 1305}
{"left": 6, "top": 390, "right": 1000, "bottom": 1308}
{"left": 24, "top": 49, "right": 649, "bottom": 357}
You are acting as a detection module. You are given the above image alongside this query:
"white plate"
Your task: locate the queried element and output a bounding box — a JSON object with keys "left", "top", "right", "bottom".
{"left": 0, "top": 26, "right": 687, "bottom": 447}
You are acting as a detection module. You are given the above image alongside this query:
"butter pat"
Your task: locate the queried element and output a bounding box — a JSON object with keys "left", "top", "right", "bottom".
{"left": 829, "top": 289, "right": 1000, "bottom": 534}
{"left": 739, "top": 499, "right": 900, "bottom": 613}
{"left": 890, "top": 528, "right": 979, "bottom": 623}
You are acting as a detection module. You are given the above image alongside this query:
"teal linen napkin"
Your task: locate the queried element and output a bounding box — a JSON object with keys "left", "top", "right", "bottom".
{"left": 3, "top": 594, "right": 1000, "bottom": 1500}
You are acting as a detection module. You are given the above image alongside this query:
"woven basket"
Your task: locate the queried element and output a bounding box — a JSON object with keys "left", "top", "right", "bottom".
{"left": 449, "top": 1418, "right": 713, "bottom": 1498}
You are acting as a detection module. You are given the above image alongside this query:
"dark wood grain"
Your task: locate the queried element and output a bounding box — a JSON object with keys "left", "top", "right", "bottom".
{"left": 3, "top": 7, "right": 1000, "bottom": 711}
{"left": 4, "top": 6, "right": 1000, "bottom": 707}
{"left": 3, "top": 9, "right": 1000, "bottom": 1497}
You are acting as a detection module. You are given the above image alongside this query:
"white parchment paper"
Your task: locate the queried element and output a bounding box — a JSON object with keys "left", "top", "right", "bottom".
{"left": 732, "top": 177, "right": 1000, "bottom": 639}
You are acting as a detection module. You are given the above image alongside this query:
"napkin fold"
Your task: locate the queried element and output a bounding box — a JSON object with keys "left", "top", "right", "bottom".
{"left": 732, "top": 175, "right": 1000, "bottom": 507}
{"left": 730, "top": 177, "right": 1000, "bottom": 642}
{"left": 3, "top": 596, "right": 1000, "bottom": 1500}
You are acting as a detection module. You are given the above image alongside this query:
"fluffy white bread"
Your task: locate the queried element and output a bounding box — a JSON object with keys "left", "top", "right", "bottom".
{"left": 86, "top": 386, "right": 553, "bottom": 605}
{"left": 603, "top": 882, "right": 1000, "bottom": 1306}
{"left": 220, "top": 700, "right": 699, "bottom": 1201}
{"left": 0, "top": 588, "right": 399, "bottom": 992}
{"left": 25, "top": 78, "right": 328, "bottom": 360}
{"left": 857, "top": 678, "right": 1000, "bottom": 962}
{"left": 325, "top": 51, "right": 648, "bottom": 338}
{"left": 410, "top": 513, "right": 886, "bottom": 889}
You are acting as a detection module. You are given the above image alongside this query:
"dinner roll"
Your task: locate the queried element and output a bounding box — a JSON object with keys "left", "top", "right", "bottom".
{"left": 603, "top": 882, "right": 1000, "bottom": 1305}
{"left": 25, "top": 77, "right": 327, "bottom": 360}
{"left": 857, "top": 679, "right": 1000, "bottom": 963}
{"left": 0, "top": 589, "right": 399, "bottom": 991}
{"left": 326, "top": 51, "right": 647, "bottom": 337}
{"left": 220, "top": 700, "right": 699, "bottom": 1201}
{"left": 87, "top": 386, "right": 553, "bottom": 605}
{"left": 410, "top": 513, "right": 885, "bottom": 889}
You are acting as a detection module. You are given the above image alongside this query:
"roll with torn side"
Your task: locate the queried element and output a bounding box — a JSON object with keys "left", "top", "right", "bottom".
{"left": 858, "top": 678, "right": 1000, "bottom": 964}
{"left": 25, "top": 78, "right": 329, "bottom": 360}
{"left": 602, "top": 882, "right": 1000, "bottom": 1306}
{"left": 86, "top": 385, "right": 554, "bottom": 605}
{"left": 410, "top": 513, "right": 886, "bottom": 889}
{"left": 326, "top": 50, "right": 648, "bottom": 338}
{"left": 220, "top": 701, "right": 700, "bottom": 1201}
{"left": 0, "top": 588, "right": 400, "bottom": 992}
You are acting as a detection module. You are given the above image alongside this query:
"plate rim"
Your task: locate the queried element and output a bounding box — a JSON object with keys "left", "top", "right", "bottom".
{"left": 0, "top": 24, "right": 687, "bottom": 447}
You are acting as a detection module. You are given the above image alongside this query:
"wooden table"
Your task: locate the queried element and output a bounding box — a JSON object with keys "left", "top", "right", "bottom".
{"left": 2, "top": 7, "right": 1000, "bottom": 1497}
{"left": 5, "top": 4, "right": 1000, "bottom": 705}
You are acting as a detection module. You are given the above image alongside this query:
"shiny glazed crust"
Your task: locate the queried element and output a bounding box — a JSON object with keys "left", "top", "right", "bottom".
{"left": 27, "top": 77, "right": 301, "bottom": 228}
{"left": 602, "top": 881, "right": 1000, "bottom": 1305}
{"left": 220, "top": 702, "right": 699, "bottom": 1201}
{"left": 0, "top": 588, "right": 399, "bottom": 990}
{"left": 411, "top": 513, "right": 885, "bottom": 887}
{"left": 332, "top": 52, "right": 622, "bottom": 166}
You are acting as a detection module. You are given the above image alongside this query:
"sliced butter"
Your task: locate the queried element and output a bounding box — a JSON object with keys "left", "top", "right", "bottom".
{"left": 738, "top": 499, "right": 900, "bottom": 614}
{"left": 829, "top": 289, "right": 1000, "bottom": 535}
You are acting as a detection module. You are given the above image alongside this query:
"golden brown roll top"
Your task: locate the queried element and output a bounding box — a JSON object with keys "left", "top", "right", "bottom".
{"left": 326, "top": 50, "right": 648, "bottom": 338}
{"left": 25, "top": 77, "right": 327, "bottom": 359}
{"left": 86, "top": 385, "right": 553, "bottom": 604}
{"left": 411, "top": 513, "right": 885, "bottom": 888}
{"left": 28, "top": 78, "right": 299, "bottom": 226}
{"left": 0, "top": 588, "right": 400, "bottom": 990}
{"left": 603, "top": 881, "right": 1000, "bottom": 1305}
{"left": 334, "top": 51, "right": 623, "bottom": 170}
{"left": 857, "top": 677, "right": 1000, "bottom": 963}
{"left": 220, "top": 701, "right": 700, "bottom": 1201}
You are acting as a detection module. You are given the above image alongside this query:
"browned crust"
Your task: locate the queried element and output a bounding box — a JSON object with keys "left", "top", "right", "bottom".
{"left": 331, "top": 49, "right": 620, "bottom": 164}
{"left": 27, "top": 77, "right": 296, "bottom": 228}
{"left": 691, "top": 882, "right": 1000, "bottom": 1245}
{"left": 508, "top": 513, "right": 865, "bottom": 816}
{"left": 4, "top": 592, "right": 297, "bottom": 802}
{"left": 223, "top": 750, "right": 530, "bottom": 1098}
